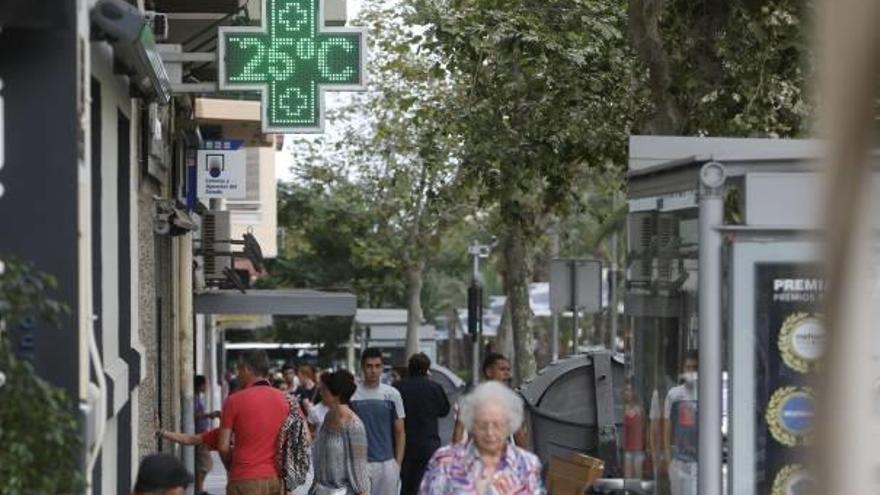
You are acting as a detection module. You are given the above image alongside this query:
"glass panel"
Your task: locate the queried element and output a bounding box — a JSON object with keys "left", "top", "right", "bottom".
{"left": 625, "top": 207, "right": 699, "bottom": 495}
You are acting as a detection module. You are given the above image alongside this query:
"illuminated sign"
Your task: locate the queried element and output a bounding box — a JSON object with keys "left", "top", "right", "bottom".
{"left": 218, "top": 0, "right": 367, "bottom": 133}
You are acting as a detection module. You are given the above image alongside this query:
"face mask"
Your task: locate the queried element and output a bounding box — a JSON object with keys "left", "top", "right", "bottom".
{"left": 681, "top": 371, "right": 698, "bottom": 386}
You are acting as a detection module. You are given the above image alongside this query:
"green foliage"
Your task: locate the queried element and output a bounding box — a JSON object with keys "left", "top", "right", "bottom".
{"left": 0, "top": 259, "right": 68, "bottom": 327}
{"left": 274, "top": 0, "right": 479, "bottom": 353}
{"left": 268, "top": 0, "right": 814, "bottom": 377}
{"left": 414, "top": 0, "right": 645, "bottom": 224}
{"left": 0, "top": 258, "right": 83, "bottom": 494}
{"left": 633, "top": 0, "right": 812, "bottom": 136}
{"left": 699, "top": 1, "right": 811, "bottom": 136}
{"left": 409, "top": 0, "right": 646, "bottom": 378}
{"left": 273, "top": 316, "right": 352, "bottom": 363}
{"left": 264, "top": 180, "right": 405, "bottom": 307}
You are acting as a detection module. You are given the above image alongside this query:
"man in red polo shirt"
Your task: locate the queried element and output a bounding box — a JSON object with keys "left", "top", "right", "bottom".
{"left": 218, "top": 350, "right": 290, "bottom": 495}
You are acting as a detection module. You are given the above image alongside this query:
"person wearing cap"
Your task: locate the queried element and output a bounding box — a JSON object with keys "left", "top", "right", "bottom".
{"left": 132, "top": 453, "right": 193, "bottom": 495}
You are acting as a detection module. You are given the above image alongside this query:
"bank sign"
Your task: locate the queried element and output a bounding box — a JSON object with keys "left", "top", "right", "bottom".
{"left": 197, "top": 140, "right": 246, "bottom": 199}
{"left": 218, "top": 0, "right": 367, "bottom": 133}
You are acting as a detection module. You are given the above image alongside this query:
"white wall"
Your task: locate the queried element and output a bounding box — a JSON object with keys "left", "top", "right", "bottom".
{"left": 229, "top": 146, "right": 278, "bottom": 258}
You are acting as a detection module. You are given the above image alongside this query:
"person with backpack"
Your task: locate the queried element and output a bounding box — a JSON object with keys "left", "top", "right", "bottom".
{"left": 218, "top": 350, "right": 298, "bottom": 495}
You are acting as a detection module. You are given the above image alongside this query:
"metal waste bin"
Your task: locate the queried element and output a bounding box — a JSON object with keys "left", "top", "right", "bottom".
{"left": 430, "top": 364, "right": 466, "bottom": 445}
{"left": 520, "top": 351, "right": 625, "bottom": 476}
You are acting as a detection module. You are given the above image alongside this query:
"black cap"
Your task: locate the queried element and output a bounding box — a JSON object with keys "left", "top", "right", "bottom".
{"left": 134, "top": 453, "right": 193, "bottom": 492}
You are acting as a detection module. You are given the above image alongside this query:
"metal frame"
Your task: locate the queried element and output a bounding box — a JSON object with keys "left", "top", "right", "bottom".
{"left": 699, "top": 162, "right": 726, "bottom": 495}
{"left": 194, "top": 288, "right": 357, "bottom": 316}
{"left": 216, "top": 0, "right": 369, "bottom": 134}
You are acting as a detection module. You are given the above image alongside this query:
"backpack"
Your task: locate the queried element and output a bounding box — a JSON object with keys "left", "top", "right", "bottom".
{"left": 276, "top": 394, "right": 311, "bottom": 491}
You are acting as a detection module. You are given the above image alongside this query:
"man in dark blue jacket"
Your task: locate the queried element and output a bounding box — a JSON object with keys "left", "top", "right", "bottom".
{"left": 394, "top": 353, "right": 451, "bottom": 495}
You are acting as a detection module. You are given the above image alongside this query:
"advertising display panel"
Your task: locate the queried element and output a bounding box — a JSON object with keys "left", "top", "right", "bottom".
{"left": 728, "top": 239, "right": 821, "bottom": 495}
{"left": 754, "top": 264, "right": 823, "bottom": 495}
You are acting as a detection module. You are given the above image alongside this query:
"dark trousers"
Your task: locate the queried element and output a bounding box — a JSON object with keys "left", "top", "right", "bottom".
{"left": 400, "top": 447, "right": 435, "bottom": 495}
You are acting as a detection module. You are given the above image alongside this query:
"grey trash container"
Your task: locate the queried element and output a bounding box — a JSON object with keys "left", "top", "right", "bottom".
{"left": 520, "top": 351, "right": 625, "bottom": 477}
{"left": 430, "top": 364, "right": 466, "bottom": 445}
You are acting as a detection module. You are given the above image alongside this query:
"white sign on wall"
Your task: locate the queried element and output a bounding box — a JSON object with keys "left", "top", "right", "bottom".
{"left": 197, "top": 140, "right": 246, "bottom": 199}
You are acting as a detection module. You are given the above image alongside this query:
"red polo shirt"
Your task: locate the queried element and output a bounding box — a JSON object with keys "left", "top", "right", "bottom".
{"left": 201, "top": 428, "right": 220, "bottom": 450}
{"left": 220, "top": 381, "right": 290, "bottom": 481}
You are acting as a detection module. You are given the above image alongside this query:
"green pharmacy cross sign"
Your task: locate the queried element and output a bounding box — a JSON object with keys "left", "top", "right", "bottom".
{"left": 218, "top": 0, "right": 367, "bottom": 133}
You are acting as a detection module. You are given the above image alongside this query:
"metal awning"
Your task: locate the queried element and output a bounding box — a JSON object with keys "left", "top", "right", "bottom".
{"left": 194, "top": 289, "right": 356, "bottom": 316}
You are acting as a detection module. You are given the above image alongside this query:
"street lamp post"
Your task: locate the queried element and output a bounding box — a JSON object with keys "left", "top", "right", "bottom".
{"left": 467, "top": 239, "right": 494, "bottom": 386}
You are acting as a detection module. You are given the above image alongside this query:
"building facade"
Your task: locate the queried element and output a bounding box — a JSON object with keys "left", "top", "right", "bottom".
{"left": 0, "top": 1, "right": 196, "bottom": 492}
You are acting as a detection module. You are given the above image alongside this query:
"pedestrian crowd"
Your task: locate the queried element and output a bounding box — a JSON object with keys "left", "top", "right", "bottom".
{"left": 140, "top": 349, "right": 545, "bottom": 495}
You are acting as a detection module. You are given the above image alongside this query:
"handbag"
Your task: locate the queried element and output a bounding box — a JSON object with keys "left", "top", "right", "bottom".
{"left": 314, "top": 483, "right": 348, "bottom": 495}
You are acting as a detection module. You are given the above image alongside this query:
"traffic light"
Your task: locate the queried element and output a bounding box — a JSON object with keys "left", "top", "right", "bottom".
{"left": 467, "top": 283, "right": 482, "bottom": 336}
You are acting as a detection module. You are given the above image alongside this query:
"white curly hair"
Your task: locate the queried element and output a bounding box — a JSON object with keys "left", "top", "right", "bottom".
{"left": 459, "top": 381, "right": 524, "bottom": 435}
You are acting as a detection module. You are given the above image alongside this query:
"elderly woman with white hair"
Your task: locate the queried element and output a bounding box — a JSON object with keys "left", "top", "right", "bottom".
{"left": 419, "top": 381, "right": 544, "bottom": 494}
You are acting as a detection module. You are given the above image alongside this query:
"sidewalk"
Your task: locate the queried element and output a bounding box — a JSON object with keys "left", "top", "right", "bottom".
{"left": 203, "top": 452, "right": 226, "bottom": 495}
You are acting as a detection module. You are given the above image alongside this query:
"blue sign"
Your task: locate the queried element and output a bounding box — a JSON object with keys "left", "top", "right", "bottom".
{"left": 202, "top": 139, "right": 245, "bottom": 151}
{"left": 186, "top": 149, "right": 197, "bottom": 210}
{"left": 780, "top": 393, "right": 814, "bottom": 434}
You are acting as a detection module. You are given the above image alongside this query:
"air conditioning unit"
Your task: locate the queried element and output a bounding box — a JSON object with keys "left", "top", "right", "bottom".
{"left": 627, "top": 212, "right": 655, "bottom": 283}
{"left": 655, "top": 213, "right": 680, "bottom": 282}
{"left": 202, "top": 210, "right": 232, "bottom": 280}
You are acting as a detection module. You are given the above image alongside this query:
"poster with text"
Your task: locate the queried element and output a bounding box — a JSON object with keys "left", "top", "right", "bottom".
{"left": 754, "top": 263, "right": 824, "bottom": 495}
{"left": 197, "top": 143, "right": 246, "bottom": 199}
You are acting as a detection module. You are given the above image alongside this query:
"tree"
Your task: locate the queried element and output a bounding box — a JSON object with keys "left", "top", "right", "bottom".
{"left": 289, "top": 0, "right": 476, "bottom": 359}
{"left": 265, "top": 179, "right": 405, "bottom": 308}
{"left": 414, "top": 0, "right": 646, "bottom": 381}
{"left": 0, "top": 259, "right": 83, "bottom": 494}
{"left": 629, "top": 0, "right": 812, "bottom": 136}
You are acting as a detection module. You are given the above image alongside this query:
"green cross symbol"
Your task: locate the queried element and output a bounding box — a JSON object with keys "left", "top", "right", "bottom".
{"left": 218, "top": 0, "right": 366, "bottom": 133}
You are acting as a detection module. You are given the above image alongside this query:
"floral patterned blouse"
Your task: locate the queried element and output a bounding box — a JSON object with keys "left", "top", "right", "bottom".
{"left": 419, "top": 440, "right": 545, "bottom": 495}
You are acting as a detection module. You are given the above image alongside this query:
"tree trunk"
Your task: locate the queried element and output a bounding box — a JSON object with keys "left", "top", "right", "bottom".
{"left": 502, "top": 216, "right": 537, "bottom": 384}
{"left": 404, "top": 261, "right": 425, "bottom": 359}
{"left": 494, "top": 300, "right": 515, "bottom": 363}
{"left": 628, "top": 0, "right": 682, "bottom": 134}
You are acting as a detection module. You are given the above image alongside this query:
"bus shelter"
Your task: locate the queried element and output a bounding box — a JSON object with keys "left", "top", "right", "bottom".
{"left": 625, "top": 136, "right": 824, "bottom": 495}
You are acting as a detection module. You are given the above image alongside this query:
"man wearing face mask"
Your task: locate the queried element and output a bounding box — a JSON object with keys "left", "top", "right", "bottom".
{"left": 664, "top": 350, "right": 699, "bottom": 495}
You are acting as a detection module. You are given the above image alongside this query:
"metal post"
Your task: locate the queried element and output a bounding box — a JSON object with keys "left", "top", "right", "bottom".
{"left": 467, "top": 239, "right": 495, "bottom": 384}
{"left": 610, "top": 232, "right": 619, "bottom": 352}
{"left": 698, "top": 162, "right": 725, "bottom": 495}
{"left": 571, "top": 260, "right": 579, "bottom": 352}
{"left": 550, "top": 223, "right": 560, "bottom": 362}
{"left": 471, "top": 242, "right": 481, "bottom": 385}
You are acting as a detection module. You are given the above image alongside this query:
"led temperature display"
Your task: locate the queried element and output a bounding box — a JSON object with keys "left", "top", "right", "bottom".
{"left": 218, "top": 0, "right": 366, "bottom": 132}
